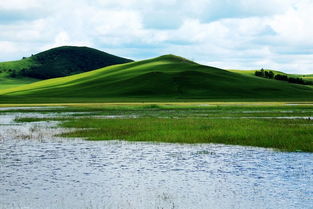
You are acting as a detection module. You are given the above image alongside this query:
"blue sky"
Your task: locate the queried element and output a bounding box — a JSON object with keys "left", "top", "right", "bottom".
{"left": 1, "top": 0, "right": 313, "bottom": 73}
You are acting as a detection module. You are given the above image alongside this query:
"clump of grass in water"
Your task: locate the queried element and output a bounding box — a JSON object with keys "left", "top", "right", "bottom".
{"left": 14, "top": 117, "right": 68, "bottom": 123}
{"left": 58, "top": 117, "right": 313, "bottom": 152}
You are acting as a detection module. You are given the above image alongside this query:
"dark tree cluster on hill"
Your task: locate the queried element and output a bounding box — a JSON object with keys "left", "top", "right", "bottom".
{"left": 9, "top": 70, "right": 17, "bottom": 78}
{"left": 255, "top": 69, "right": 274, "bottom": 79}
{"left": 0, "top": 69, "right": 12, "bottom": 73}
{"left": 255, "top": 69, "right": 311, "bottom": 85}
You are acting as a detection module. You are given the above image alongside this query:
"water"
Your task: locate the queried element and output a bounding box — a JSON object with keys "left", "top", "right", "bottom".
{"left": 0, "top": 113, "right": 313, "bottom": 209}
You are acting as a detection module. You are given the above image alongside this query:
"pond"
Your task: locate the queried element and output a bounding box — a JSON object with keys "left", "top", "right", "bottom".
{"left": 0, "top": 112, "right": 313, "bottom": 209}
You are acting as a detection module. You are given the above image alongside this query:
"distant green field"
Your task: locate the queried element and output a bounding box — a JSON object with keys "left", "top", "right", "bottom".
{"left": 229, "top": 69, "right": 287, "bottom": 76}
{"left": 300, "top": 76, "right": 313, "bottom": 81}
{"left": 229, "top": 69, "right": 313, "bottom": 82}
{"left": 1, "top": 55, "right": 313, "bottom": 103}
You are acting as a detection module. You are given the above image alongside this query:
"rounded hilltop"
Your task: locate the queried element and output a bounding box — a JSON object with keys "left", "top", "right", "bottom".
{"left": 155, "top": 54, "right": 197, "bottom": 64}
{"left": 0, "top": 46, "right": 133, "bottom": 79}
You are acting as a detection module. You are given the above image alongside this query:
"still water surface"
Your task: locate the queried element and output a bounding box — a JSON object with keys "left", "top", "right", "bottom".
{"left": 0, "top": 112, "right": 313, "bottom": 209}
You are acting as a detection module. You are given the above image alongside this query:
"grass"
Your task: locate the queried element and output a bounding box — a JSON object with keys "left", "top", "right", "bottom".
{"left": 229, "top": 69, "right": 287, "bottom": 76}
{"left": 0, "top": 56, "right": 40, "bottom": 90}
{"left": 3, "top": 102, "right": 313, "bottom": 113}
{"left": 1, "top": 49, "right": 313, "bottom": 102}
{"left": 1, "top": 55, "right": 313, "bottom": 103}
{"left": 59, "top": 117, "right": 313, "bottom": 152}
{"left": 0, "top": 57, "right": 36, "bottom": 70}
{"left": 0, "top": 46, "right": 132, "bottom": 90}
{"left": 229, "top": 69, "right": 313, "bottom": 83}
{"left": 0, "top": 72, "right": 39, "bottom": 90}
{"left": 11, "top": 103, "right": 313, "bottom": 152}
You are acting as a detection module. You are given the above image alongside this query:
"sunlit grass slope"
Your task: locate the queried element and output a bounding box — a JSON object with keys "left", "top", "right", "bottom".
{"left": 229, "top": 69, "right": 313, "bottom": 82}
{"left": 229, "top": 69, "right": 287, "bottom": 75}
{"left": 1, "top": 55, "right": 313, "bottom": 103}
{"left": 0, "top": 58, "right": 39, "bottom": 89}
{"left": 0, "top": 57, "right": 36, "bottom": 70}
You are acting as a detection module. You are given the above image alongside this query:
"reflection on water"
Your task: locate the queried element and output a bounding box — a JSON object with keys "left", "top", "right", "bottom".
{"left": 0, "top": 113, "right": 313, "bottom": 209}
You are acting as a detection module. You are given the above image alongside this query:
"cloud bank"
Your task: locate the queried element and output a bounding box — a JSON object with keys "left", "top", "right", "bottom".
{"left": 1, "top": 0, "right": 313, "bottom": 73}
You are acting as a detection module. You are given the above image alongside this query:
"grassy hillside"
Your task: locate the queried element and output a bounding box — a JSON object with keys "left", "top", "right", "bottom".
{"left": 0, "top": 46, "right": 133, "bottom": 89}
{"left": 229, "top": 69, "right": 313, "bottom": 82}
{"left": 229, "top": 69, "right": 285, "bottom": 75}
{"left": 0, "top": 73, "right": 39, "bottom": 90}
{"left": 1, "top": 55, "right": 313, "bottom": 103}
{"left": 0, "top": 57, "right": 36, "bottom": 71}
{"left": 299, "top": 74, "right": 313, "bottom": 81}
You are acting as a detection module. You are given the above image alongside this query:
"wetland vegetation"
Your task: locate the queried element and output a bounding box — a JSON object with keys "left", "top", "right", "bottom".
{"left": 10, "top": 103, "right": 313, "bottom": 152}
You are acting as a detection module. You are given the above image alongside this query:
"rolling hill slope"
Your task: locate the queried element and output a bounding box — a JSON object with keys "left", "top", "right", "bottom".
{"left": 0, "top": 55, "right": 313, "bottom": 103}
{"left": 229, "top": 69, "right": 313, "bottom": 83}
{"left": 0, "top": 46, "right": 133, "bottom": 89}
{"left": 0, "top": 73, "right": 39, "bottom": 90}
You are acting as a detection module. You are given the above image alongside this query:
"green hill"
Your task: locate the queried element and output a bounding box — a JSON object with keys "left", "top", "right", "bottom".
{"left": 229, "top": 69, "right": 313, "bottom": 82}
{"left": 0, "top": 46, "right": 133, "bottom": 88}
{"left": 0, "top": 55, "right": 313, "bottom": 103}
{"left": 0, "top": 74, "right": 39, "bottom": 90}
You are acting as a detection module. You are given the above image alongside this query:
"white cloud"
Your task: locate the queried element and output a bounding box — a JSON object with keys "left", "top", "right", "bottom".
{"left": 54, "top": 32, "right": 70, "bottom": 45}
{"left": 0, "top": 0, "right": 313, "bottom": 73}
{"left": 0, "top": 0, "right": 42, "bottom": 9}
{"left": 270, "top": 1, "right": 313, "bottom": 45}
{"left": 0, "top": 41, "right": 18, "bottom": 53}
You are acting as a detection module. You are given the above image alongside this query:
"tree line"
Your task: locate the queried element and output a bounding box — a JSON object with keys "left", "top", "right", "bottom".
{"left": 255, "top": 69, "right": 312, "bottom": 85}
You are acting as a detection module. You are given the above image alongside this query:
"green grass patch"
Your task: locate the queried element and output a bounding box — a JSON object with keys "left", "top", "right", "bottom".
{"left": 59, "top": 117, "right": 313, "bottom": 152}
{"left": 11, "top": 103, "right": 313, "bottom": 152}
{"left": 0, "top": 72, "right": 39, "bottom": 90}
{"left": 10, "top": 104, "right": 313, "bottom": 152}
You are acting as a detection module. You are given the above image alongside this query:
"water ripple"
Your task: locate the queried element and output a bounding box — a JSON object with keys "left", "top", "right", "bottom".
{"left": 0, "top": 113, "right": 312, "bottom": 209}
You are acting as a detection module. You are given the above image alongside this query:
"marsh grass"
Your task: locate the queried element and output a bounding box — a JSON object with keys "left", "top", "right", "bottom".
{"left": 56, "top": 117, "right": 313, "bottom": 152}
{"left": 14, "top": 117, "right": 68, "bottom": 122}
{"left": 12, "top": 104, "right": 313, "bottom": 152}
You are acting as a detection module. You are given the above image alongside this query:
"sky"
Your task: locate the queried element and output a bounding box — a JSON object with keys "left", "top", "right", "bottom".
{"left": 1, "top": 0, "right": 313, "bottom": 74}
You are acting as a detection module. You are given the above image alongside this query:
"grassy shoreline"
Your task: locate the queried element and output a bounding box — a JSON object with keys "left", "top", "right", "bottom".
{"left": 8, "top": 103, "right": 313, "bottom": 152}
{"left": 1, "top": 101, "right": 313, "bottom": 108}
